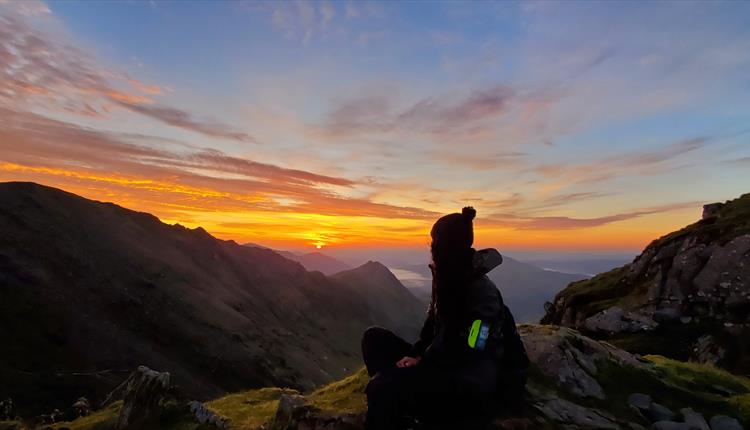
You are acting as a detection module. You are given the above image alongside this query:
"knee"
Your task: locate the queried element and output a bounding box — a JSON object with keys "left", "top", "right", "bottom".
{"left": 361, "top": 326, "right": 389, "bottom": 348}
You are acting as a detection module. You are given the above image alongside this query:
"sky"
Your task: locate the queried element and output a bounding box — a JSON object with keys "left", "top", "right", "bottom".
{"left": 1, "top": 0, "right": 749, "bottom": 254}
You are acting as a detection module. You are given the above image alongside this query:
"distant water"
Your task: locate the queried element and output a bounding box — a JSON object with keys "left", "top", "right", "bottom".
{"left": 388, "top": 267, "right": 430, "bottom": 290}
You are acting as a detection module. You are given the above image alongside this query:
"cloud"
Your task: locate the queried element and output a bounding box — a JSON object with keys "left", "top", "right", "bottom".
{"left": 115, "top": 102, "right": 258, "bottom": 144}
{"left": 0, "top": 9, "right": 254, "bottom": 143}
{"left": 532, "top": 137, "right": 708, "bottom": 188}
{"left": 319, "top": 86, "right": 515, "bottom": 142}
{"left": 266, "top": 0, "right": 341, "bottom": 44}
{"left": 0, "top": 107, "right": 444, "bottom": 221}
{"left": 489, "top": 201, "right": 698, "bottom": 230}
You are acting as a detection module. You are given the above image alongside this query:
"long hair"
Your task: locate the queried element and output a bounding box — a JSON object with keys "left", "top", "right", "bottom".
{"left": 429, "top": 242, "right": 474, "bottom": 324}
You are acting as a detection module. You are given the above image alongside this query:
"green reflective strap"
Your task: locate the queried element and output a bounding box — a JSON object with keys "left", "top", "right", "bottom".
{"left": 468, "top": 319, "right": 482, "bottom": 348}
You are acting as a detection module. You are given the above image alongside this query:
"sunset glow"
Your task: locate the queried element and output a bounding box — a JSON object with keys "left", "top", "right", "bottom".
{"left": 1, "top": 1, "right": 749, "bottom": 252}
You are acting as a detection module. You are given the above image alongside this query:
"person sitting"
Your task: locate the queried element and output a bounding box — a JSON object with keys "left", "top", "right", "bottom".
{"left": 361, "top": 207, "right": 528, "bottom": 430}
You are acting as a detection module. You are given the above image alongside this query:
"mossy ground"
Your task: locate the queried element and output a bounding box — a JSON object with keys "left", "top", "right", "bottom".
{"left": 206, "top": 387, "right": 299, "bottom": 430}
{"left": 51, "top": 401, "right": 122, "bottom": 430}
{"left": 594, "top": 355, "right": 750, "bottom": 424}
{"left": 36, "top": 348, "right": 750, "bottom": 429}
{"left": 306, "top": 368, "right": 368, "bottom": 415}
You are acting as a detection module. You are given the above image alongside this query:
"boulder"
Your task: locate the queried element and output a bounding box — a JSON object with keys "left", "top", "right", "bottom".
{"left": 584, "top": 307, "right": 658, "bottom": 334}
{"left": 629, "top": 392, "right": 653, "bottom": 418}
{"left": 188, "top": 400, "right": 229, "bottom": 429}
{"left": 531, "top": 396, "right": 619, "bottom": 429}
{"left": 653, "top": 307, "right": 682, "bottom": 323}
{"left": 708, "top": 415, "right": 744, "bottom": 430}
{"left": 652, "top": 421, "right": 693, "bottom": 430}
{"left": 691, "top": 335, "right": 726, "bottom": 366}
{"left": 115, "top": 366, "right": 174, "bottom": 430}
{"left": 680, "top": 408, "right": 709, "bottom": 430}
{"left": 520, "top": 325, "right": 644, "bottom": 399}
{"left": 646, "top": 403, "right": 676, "bottom": 423}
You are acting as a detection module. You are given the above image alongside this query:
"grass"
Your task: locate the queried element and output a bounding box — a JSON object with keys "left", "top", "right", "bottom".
{"left": 593, "top": 355, "right": 750, "bottom": 424}
{"left": 51, "top": 401, "right": 122, "bottom": 430}
{"left": 655, "top": 192, "right": 750, "bottom": 247}
{"left": 307, "top": 367, "right": 368, "bottom": 415}
{"left": 40, "top": 368, "right": 369, "bottom": 430}
{"left": 544, "top": 266, "right": 645, "bottom": 321}
{"left": 0, "top": 422, "right": 22, "bottom": 430}
{"left": 206, "top": 387, "right": 299, "bottom": 430}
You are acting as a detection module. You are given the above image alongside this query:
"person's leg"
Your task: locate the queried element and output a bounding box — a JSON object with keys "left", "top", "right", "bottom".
{"left": 365, "top": 369, "right": 401, "bottom": 430}
{"left": 361, "top": 326, "right": 414, "bottom": 376}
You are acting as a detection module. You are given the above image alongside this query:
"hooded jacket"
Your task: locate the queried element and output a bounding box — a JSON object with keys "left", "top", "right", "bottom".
{"left": 413, "top": 248, "right": 505, "bottom": 396}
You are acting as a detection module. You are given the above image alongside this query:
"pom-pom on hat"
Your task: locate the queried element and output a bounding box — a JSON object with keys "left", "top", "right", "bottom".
{"left": 430, "top": 206, "right": 476, "bottom": 249}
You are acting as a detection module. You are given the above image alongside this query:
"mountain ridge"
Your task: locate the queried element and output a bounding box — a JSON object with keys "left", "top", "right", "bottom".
{"left": 542, "top": 192, "right": 750, "bottom": 373}
{"left": 0, "top": 182, "right": 423, "bottom": 415}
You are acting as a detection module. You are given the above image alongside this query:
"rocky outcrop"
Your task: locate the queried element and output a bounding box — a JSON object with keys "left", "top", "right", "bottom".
{"left": 259, "top": 325, "right": 748, "bottom": 430}
{"left": 542, "top": 193, "right": 750, "bottom": 373}
{"left": 115, "top": 366, "right": 174, "bottom": 430}
{"left": 583, "top": 306, "right": 658, "bottom": 335}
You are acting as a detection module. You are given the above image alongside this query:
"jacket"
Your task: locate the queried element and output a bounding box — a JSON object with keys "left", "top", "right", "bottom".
{"left": 413, "top": 248, "right": 505, "bottom": 396}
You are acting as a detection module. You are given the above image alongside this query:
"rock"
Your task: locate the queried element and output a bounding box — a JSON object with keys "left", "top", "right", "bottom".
{"left": 709, "top": 415, "right": 744, "bottom": 430}
{"left": 520, "top": 325, "right": 644, "bottom": 400}
{"left": 532, "top": 397, "right": 619, "bottom": 429}
{"left": 269, "top": 393, "right": 364, "bottom": 430}
{"left": 652, "top": 421, "right": 693, "bottom": 430}
{"left": 72, "top": 397, "right": 91, "bottom": 417}
{"left": 115, "top": 366, "right": 174, "bottom": 430}
{"left": 646, "top": 403, "right": 676, "bottom": 423}
{"left": 702, "top": 203, "right": 724, "bottom": 220}
{"left": 628, "top": 393, "right": 653, "bottom": 412}
{"left": 680, "top": 408, "right": 709, "bottom": 430}
{"left": 540, "top": 192, "right": 750, "bottom": 374}
{"left": 188, "top": 400, "right": 229, "bottom": 429}
{"left": 653, "top": 307, "right": 682, "bottom": 323}
{"left": 691, "top": 335, "right": 726, "bottom": 366}
{"left": 0, "top": 398, "right": 15, "bottom": 421}
{"left": 584, "top": 307, "right": 658, "bottom": 334}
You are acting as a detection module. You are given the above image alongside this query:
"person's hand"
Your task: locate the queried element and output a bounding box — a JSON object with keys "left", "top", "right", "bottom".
{"left": 396, "top": 356, "right": 421, "bottom": 368}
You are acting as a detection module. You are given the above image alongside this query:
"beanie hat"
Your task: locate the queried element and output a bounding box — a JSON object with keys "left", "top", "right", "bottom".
{"left": 430, "top": 206, "right": 476, "bottom": 249}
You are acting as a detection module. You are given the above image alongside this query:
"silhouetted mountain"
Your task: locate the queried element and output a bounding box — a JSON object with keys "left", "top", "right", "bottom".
{"left": 331, "top": 261, "right": 425, "bottom": 337}
{"left": 276, "top": 251, "right": 351, "bottom": 275}
{"left": 0, "top": 182, "right": 421, "bottom": 415}
{"left": 395, "top": 255, "right": 586, "bottom": 322}
{"left": 542, "top": 192, "right": 750, "bottom": 373}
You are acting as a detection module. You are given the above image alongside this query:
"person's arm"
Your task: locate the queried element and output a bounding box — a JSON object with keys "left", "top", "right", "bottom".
{"left": 412, "top": 313, "right": 436, "bottom": 357}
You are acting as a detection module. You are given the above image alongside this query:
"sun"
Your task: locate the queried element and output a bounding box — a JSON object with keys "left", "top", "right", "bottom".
{"left": 315, "top": 244, "right": 323, "bottom": 249}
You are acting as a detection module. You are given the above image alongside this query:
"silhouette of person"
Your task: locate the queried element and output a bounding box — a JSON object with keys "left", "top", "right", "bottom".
{"left": 361, "top": 207, "right": 526, "bottom": 430}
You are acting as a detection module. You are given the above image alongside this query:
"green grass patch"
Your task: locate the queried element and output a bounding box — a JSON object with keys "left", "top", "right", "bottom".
{"left": 656, "top": 193, "right": 750, "bottom": 247}
{"left": 307, "top": 368, "right": 368, "bottom": 415}
{"left": 51, "top": 401, "right": 122, "bottom": 430}
{"left": 206, "top": 387, "right": 298, "bottom": 430}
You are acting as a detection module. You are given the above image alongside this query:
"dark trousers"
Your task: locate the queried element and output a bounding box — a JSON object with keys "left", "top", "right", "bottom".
{"left": 361, "top": 327, "right": 491, "bottom": 430}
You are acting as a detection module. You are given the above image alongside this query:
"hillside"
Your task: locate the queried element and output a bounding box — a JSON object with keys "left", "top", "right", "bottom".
{"left": 0, "top": 182, "right": 422, "bottom": 416}
{"left": 330, "top": 262, "right": 425, "bottom": 337}
{"left": 542, "top": 192, "right": 750, "bottom": 373}
{"left": 397, "top": 255, "right": 586, "bottom": 322}
{"left": 43, "top": 325, "right": 750, "bottom": 430}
